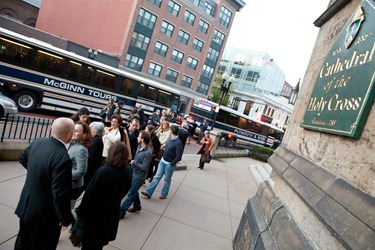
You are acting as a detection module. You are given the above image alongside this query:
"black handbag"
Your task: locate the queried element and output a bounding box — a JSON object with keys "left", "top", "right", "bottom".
{"left": 202, "top": 154, "right": 212, "bottom": 163}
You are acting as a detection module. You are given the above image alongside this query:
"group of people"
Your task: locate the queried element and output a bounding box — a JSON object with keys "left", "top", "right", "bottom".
{"left": 14, "top": 101, "right": 186, "bottom": 250}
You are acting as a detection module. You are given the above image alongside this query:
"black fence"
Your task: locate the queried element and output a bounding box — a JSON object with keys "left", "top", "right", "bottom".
{"left": 0, "top": 114, "right": 53, "bottom": 142}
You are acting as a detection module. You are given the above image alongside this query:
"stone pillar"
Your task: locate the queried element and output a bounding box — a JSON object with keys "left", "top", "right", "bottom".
{"left": 209, "top": 129, "right": 221, "bottom": 158}
{"left": 234, "top": 0, "right": 375, "bottom": 249}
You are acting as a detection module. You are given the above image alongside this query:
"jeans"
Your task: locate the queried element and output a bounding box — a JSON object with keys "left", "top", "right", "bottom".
{"left": 120, "top": 178, "right": 144, "bottom": 213}
{"left": 144, "top": 158, "right": 175, "bottom": 197}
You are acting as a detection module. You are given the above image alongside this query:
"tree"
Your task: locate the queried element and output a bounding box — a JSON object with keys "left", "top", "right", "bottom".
{"left": 210, "top": 74, "right": 233, "bottom": 107}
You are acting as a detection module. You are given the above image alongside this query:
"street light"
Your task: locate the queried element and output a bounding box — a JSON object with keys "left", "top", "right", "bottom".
{"left": 211, "top": 72, "right": 235, "bottom": 129}
{"left": 88, "top": 48, "right": 98, "bottom": 60}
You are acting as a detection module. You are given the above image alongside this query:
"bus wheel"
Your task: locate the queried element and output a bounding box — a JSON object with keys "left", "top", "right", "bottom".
{"left": 228, "top": 138, "right": 236, "bottom": 148}
{"left": 13, "top": 91, "right": 37, "bottom": 112}
{"left": 0, "top": 106, "right": 4, "bottom": 117}
{"left": 219, "top": 137, "right": 227, "bottom": 147}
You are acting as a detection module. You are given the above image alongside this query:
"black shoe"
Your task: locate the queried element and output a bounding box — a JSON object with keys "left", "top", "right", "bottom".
{"left": 127, "top": 207, "right": 141, "bottom": 213}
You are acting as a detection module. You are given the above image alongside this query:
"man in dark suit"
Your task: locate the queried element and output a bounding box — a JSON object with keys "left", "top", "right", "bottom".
{"left": 127, "top": 117, "right": 140, "bottom": 159}
{"left": 15, "top": 117, "right": 75, "bottom": 250}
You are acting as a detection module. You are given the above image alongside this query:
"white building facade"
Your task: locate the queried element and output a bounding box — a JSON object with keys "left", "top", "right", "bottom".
{"left": 218, "top": 47, "right": 295, "bottom": 129}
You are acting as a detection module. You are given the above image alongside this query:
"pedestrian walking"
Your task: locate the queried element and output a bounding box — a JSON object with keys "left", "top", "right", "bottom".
{"left": 197, "top": 119, "right": 208, "bottom": 143}
{"left": 145, "top": 125, "right": 161, "bottom": 182}
{"left": 141, "top": 125, "right": 183, "bottom": 200}
{"left": 197, "top": 130, "right": 214, "bottom": 170}
{"left": 119, "top": 130, "right": 153, "bottom": 219}
{"left": 74, "top": 141, "right": 132, "bottom": 249}
{"left": 187, "top": 120, "right": 197, "bottom": 144}
{"left": 15, "top": 117, "right": 75, "bottom": 250}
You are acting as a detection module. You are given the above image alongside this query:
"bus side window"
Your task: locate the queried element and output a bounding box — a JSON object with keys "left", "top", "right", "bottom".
{"left": 238, "top": 117, "right": 247, "bottom": 129}
{"left": 93, "top": 69, "right": 116, "bottom": 89}
{"left": 34, "top": 50, "right": 65, "bottom": 75}
{"left": 139, "top": 84, "right": 158, "bottom": 100}
{"left": 156, "top": 90, "right": 172, "bottom": 106}
{"left": 66, "top": 61, "right": 84, "bottom": 82}
{"left": 254, "top": 123, "right": 262, "bottom": 133}
{"left": 246, "top": 120, "right": 254, "bottom": 131}
{"left": 0, "top": 39, "right": 33, "bottom": 66}
{"left": 119, "top": 78, "right": 138, "bottom": 97}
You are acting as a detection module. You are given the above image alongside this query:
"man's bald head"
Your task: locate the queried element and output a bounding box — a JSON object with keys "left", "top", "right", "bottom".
{"left": 52, "top": 118, "right": 75, "bottom": 143}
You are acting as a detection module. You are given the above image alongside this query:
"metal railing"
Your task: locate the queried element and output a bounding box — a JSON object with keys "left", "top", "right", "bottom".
{"left": 0, "top": 114, "right": 53, "bottom": 142}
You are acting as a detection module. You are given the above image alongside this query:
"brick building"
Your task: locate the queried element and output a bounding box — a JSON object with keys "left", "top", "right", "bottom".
{"left": 35, "top": 0, "right": 245, "bottom": 107}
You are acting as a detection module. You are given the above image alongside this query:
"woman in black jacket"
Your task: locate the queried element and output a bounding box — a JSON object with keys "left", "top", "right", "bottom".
{"left": 76, "top": 141, "right": 132, "bottom": 250}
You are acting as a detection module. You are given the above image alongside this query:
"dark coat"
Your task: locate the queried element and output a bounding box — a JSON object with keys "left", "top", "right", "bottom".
{"left": 77, "top": 164, "right": 132, "bottom": 244}
{"left": 127, "top": 128, "right": 140, "bottom": 159}
{"left": 16, "top": 137, "right": 74, "bottom": 227}
{"left": 84, "top": 135, "right": 104, "bottom": 189}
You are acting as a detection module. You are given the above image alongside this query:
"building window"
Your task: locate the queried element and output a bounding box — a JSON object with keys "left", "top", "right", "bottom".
{"left": 165, "top": 68, "right": 178, "bottom": 83}
{"left": 219, "top": 5, "right": 232, "bottom": 28}
{"left": 201, "top": 64, "right": 214, "bottom": 78}
{"left": 147, "top": 0, "right": 162, "bottom": 8}
{"left": 167, "top": 0, "right": 181, "bottom": 17}
{"left": 161, "top": 20, "right": 175, "bottom": 37}
{"left": 206, "top": 47, "right": 219, "bottom": 62}
{"left": 171, "top": 49, "right": 184, "bottom": 64}
{"left": 177, "top": 30, "right": 190, "bottom": 45}
{"left": 231, "top": 67, "right": 242, "bottom": 79}
{"left": 154, "top": 41, "right": 169, "bottom": 57}
{"left": 198, "top": 19, "right": 209, "bottom": 34}
{"left": 246, "top": 70, "right": 260, "bottom": 82}
{"left": 181, "top": 75, "right": 193, "bottom": 88}
{"left": 148, "top": 62, "right": 163, "bottom": 77}
{"left": 212, "top": 29, "right": 225, "bottom": 45}
{"left": 130, "top": 32, "right": 150, "bottom": 50}
{"left": 186, "top": 56, "right": 198, "bottom": 70}
{"left": 196, "top": 81, "right": 209, "bottom": 95}
{"left": 204, "top": 2, "right": 214, "bottom": 16}
{"left": 137, "top": 8, "right": 157, "bottom": 29}
{"left": 124, "top": 54, "right": 144, "bottom": 71}
{"left": 192, "top": 38, "right": 204, "bottom": 52}
{"left": 184, "top": 10, "right": 196, "bottom": 26}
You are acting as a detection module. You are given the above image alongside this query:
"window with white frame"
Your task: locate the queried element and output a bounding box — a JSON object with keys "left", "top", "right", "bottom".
{"left": 165, "top": 68, "right": 178, "bottom": 82}
{"left": 212, "top": 29, "right": 225, "bottom": 45}
{"left": 171, "top": 49, "right": 184, "bottom": 64}
{"left": 167, "top": 0, "right": 181, "bottom": 16}
{"left": 130, "top": 32, "right": 150, "bottom": 50}
{"left": 206, "top": 47, "right": 219, "bottom": 62}
{"left": 184, "top": 10, "right": 196, "bottom": 26}
{"left": 186, "top": 56, "right": 198, "bottom": 70}
{"left": 124, "top": 54, "right": 144, "bottom": 71}
{"left": 148, "top": 62, "right": 163, "bottom": 77}
{"left": 196, "top": 81, "right": 209, "bottom": 95}
{"left": 177, "top": 30, "right": 190, "bottom": 45}
{"left": 181, "top": 75, "right": 193, "bottom": 88}
{"left": 154, "top": 41, "right": 169, "bottom": 57}
{"left": 201, "top": 64, "right": 214, "bottom": 78}
{"left": 161, "top": 20, "right": 175, "bottom": 37}
{"left": 147, "top": 0, "right": 162, "bottom": 8}
{"left": 137, "top": 8, "right": 157, "bottom": 29}
{"left": 192, "top": 38, "right": 204, "bottom": 52}
{"left": 219, "top": 5, "right": 232, "bottom": 28}
{"left": 198, "top": 19, "right": 209, "bottom": 34}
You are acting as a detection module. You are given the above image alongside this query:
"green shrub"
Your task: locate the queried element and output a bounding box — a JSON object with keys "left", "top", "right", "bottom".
{"left": 250, "top": 145, "right": 274, "bottom": 162}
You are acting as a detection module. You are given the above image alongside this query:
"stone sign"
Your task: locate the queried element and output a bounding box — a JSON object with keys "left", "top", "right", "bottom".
{"left": 301, "top": 0, "right": 375, "bottom": 138}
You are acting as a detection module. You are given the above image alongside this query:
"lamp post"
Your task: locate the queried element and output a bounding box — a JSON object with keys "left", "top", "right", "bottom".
{"left": 211, "top": 72, "right": 235, "bottom": 129}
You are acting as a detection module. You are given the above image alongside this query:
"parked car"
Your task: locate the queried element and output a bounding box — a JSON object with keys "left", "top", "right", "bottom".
{"left": 0, "top": 92, "right": 18, "bottom": 117}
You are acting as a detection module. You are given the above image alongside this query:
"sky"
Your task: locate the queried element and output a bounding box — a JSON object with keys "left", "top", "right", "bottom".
{"left": 226, "top": 0, "right": 330, "bottom": 86}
